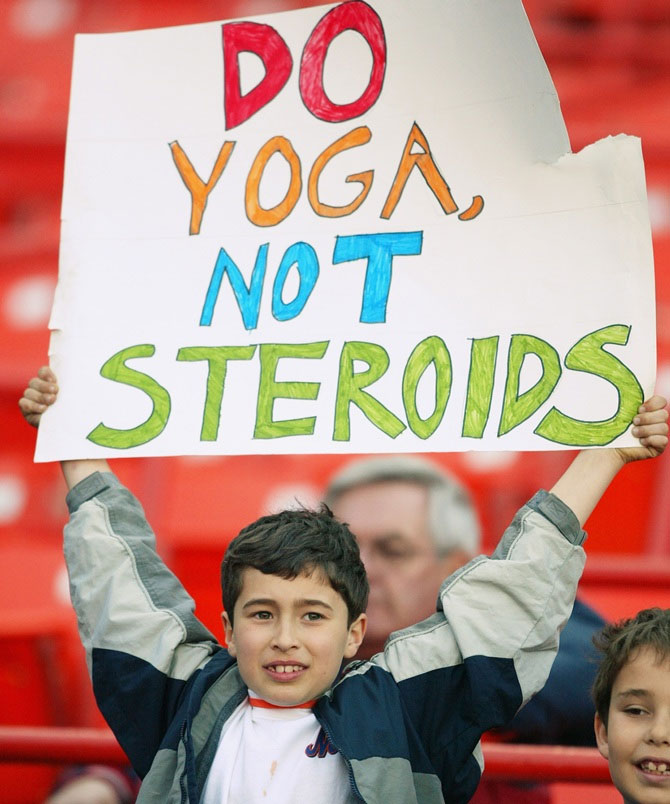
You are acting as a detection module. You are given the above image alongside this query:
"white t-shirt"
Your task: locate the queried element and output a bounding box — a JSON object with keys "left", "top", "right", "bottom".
{"left": 201, "top": 694, "right": 356, "bottom": 803}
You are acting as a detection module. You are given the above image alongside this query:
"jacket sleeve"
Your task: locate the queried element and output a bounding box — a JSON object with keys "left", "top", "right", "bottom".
{"left": 502, "top": 596, "right": 605, "bottom": 745}
{"left": 64, "top": 471, "right": 221, "bottom": 774}
{"left": 374, "top": 490, "right": 587, "bottom": 736}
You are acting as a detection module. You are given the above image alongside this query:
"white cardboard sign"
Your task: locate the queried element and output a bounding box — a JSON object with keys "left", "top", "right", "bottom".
{"left": 36, "top": 0, "right": 656, "bottom": 460}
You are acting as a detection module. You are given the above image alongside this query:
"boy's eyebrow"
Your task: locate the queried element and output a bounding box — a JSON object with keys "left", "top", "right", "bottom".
{"left": 296, "top": 598, "right": 335, "bottom": 611}
{"left": 615, "top": 688, "right": 650, "bottom": 699}
{"left": 240, "top": 597, "right": 335, "bottom": 611}
{"left": 241, "top": 598, "right": 277, "bottom": 610}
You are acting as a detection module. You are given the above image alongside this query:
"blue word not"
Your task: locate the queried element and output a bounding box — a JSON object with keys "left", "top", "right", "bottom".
{"left": 200, "top": 231, "right": 423, "bottom": 330}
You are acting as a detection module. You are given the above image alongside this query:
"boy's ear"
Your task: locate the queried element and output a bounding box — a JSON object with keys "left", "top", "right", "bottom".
{"left": 343, "top": 613, "right": 367, "bottom": 659}
{"left": 222, "top": 611, "right": 236, "bottom": 657}
{"left": 594, "top": 712, "right": 609, "bottom": 760}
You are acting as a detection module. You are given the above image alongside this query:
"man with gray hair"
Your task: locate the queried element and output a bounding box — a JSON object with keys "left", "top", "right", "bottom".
{"left": 326, "top": 455, "right": 605, "bottom": 749}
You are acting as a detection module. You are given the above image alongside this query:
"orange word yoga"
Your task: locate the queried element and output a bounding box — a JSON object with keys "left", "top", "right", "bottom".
{"left": 169, "top": 122, "right": 484, "bottom": 234}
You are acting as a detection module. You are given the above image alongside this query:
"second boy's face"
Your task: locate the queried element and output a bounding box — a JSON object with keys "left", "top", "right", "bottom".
{"left": 223, "top": 568, "right": 366, "bottom": 707}
{"left": 595, "top": 647, "right": 670, "bottom": 804}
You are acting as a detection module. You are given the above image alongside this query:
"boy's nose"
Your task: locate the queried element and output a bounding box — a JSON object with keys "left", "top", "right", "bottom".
{"left": 270, "top": 619, "right": 299, "bottom": 651}
{"left": 646, "top": 712, "right": 670, "bottom": 745}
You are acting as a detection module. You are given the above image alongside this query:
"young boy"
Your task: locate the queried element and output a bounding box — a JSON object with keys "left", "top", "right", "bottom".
{"left": 20, "top": 367, "right": 668, "bottom": 803}
{"left": 593, "top": 608, "right": 670, "bottom": 804}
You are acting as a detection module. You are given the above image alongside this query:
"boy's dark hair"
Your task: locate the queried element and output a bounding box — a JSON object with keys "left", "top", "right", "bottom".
{"left": 221, "top": 505, "right": 368, "bottom": 626}
{"left": 592, "top": 607, "right": 670, "bottom": 727}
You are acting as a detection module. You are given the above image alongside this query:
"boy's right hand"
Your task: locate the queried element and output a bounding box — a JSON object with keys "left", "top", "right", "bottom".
{"left": 19, "top": 366, "right": 58, "bottom": 428}
{"left": 19, "top": 366, "right": 111, "bottom": 488}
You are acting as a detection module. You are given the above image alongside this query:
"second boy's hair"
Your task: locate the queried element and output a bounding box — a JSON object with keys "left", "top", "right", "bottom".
{"left": 592, "top": 607, "right": 670, "bottom": 726}
{"left": 221, "top": 506, "right": 368, "bottom": 626}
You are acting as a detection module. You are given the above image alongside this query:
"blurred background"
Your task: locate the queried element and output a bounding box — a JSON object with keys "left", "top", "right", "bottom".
{"left": 1, "top": 0, "right": 669, "bottom": 801}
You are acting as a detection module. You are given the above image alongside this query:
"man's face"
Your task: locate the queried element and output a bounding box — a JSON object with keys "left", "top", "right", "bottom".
{"left": 331, "top": 481, "right": 466, "bottom": 654}
{"left": 223, "top": 567, "right": 366, "bottom": 706}
{"left": 595, "top": 647, "right": 670, "bottom": 804}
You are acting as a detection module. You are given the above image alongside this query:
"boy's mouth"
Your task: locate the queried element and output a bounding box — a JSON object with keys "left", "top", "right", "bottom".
{"left": 263, "top": 662, "right": 307, "bottom": 681}
{"left": 637, "top": 759, "right": 670, "bottom": 776}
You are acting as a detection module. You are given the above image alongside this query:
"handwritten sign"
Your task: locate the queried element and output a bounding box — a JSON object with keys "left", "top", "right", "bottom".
{"left": 36, "top": 0, "right": 656, "bottom": 461}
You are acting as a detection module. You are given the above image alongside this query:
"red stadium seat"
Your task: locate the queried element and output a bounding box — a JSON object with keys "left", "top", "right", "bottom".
{"left": 0, "top": 542, "right": 97, "bottom": 803}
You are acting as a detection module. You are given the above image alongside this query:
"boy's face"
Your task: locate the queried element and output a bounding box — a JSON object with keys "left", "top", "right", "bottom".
{"left": 595, "top": 647, "right": 670, "bottom": 804}
{"left": 223, "top": 567, "right": 366, "bottom": 706}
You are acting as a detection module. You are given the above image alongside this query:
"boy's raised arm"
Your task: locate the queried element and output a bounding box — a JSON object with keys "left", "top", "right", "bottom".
{"left": 19, "top": 365, "right": 110, "bottom": 489}
{"left": 550, "top": 395, "right": 668, "bottom": 526}
{"left": 20, "top": 366, "right": 221, "bottom": 780}
{"left": 374, "top": 393, "right": 668, "bottom": 772}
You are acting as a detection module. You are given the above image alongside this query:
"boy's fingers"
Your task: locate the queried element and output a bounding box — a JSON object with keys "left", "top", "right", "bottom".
{"left": 639, "top": 434, "right": 668, "bottom": 451}
{"left": 19, "top": 401, "right": 45, "bottom": 417}
{"left": 638, "top": 395, "right": 668, "bottom": 414}
{"left": 633, "top": 407, "right": 668, "bottom": 426}
{"left": 23, "top": 385, "right": 55, "bottom": 405}
{"left": 20, "top": 391, "right": 47, "bottom": 409}
{"left": 19, "top": 369, "right": 58, "bottom": 428}
{"left": 632, "top": 422, "right": 669, "bottom": 439}
{"left": 28, "top": 376, "right": 50, "bottom": 391}
{"left": 28, "top": 376, "right": 58, "bottom": 396}
{"left": 37, "top": 365, "right": 57, "bottom": 383}
{"left": 18, "top": 397, "right": 45, "bottom": 428}
{"left": 645, "top": 432, "right": 668, "bottom": 444}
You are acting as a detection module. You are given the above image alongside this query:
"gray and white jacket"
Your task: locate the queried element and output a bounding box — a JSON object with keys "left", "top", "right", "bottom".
{"left": 64, "top": 472, "right": 586, "bottom": 803}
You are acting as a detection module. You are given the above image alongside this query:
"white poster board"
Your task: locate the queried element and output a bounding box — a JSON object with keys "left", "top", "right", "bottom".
{"left": 36, "top": 0, "right": 656, "bottom": 461}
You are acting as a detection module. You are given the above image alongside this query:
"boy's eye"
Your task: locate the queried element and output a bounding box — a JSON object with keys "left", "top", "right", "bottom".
{"left": 624, "top": 706, "right": 648, "bottom": 716}
{"left": 304, "top": 612, "right": 324, "bottom": 621}
{"left": 252, "top": 611, "right": 272, "bottom": 620}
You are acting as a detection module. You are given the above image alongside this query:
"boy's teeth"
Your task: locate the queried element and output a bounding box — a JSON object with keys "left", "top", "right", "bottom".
{"left": 273, "top": 665, "right": 301, "bottom": 673}
{"left": 640, "top": 761, "right": 670, "bottom": 775}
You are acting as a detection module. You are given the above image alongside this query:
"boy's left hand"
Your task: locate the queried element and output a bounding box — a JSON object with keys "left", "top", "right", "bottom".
{"left": 549, "top": 395, "right": 668, "bottom": 526}
{"left": 617, "top": 395, "right": 668, "bottom": 464}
